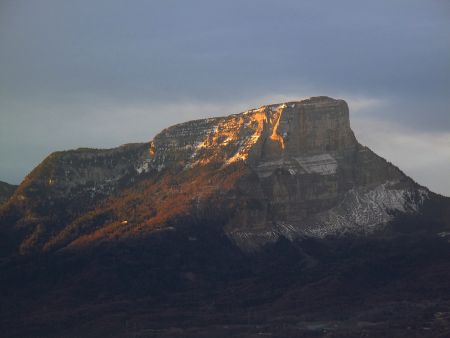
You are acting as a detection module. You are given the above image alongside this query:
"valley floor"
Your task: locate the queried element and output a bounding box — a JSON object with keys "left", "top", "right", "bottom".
{"left": 1, "top": 228, "right": 450, "bottom": 338}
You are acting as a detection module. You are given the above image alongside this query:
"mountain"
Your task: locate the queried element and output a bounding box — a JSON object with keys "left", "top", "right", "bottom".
{"left": 0, "top": 97, "right": 438, "bottom": 254}
{"left": 1, "top": 96, "right": 450, "bottom": 337}
{"left": 0, "top": 181, "right": 17, "bottom": 206}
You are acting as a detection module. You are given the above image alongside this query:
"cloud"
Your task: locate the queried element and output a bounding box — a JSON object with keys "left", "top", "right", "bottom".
{"left": 346, "top": 97, "right": 386, "bottom": 113}
{"left": 352, "top": 115, "right": 450, "bottom": 196}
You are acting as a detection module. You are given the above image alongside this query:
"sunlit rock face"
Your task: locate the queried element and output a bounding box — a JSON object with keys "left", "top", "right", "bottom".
{"left": 0, "top": 97, "right": 430, "bottom": 254}
{"left": 150, "top": 96, "right": 356, "bottom": 170}
{"left": 148, "top": 96, "right": 428, "bottom": 249}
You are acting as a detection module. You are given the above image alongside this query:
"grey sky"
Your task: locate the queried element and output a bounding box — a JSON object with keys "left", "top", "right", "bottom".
{"left": 1, "top": 0, "right": 449, "bottom": 195}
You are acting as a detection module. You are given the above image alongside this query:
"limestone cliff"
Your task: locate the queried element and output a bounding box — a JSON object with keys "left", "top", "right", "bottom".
{"left": 0, "top": 97, "right": 437, "bottom": 254}
{"left": 150, "top": 97, "right": 356, "bottom": 170}
{"left": 148, "top": 96, "right": 428, "bottom": 248}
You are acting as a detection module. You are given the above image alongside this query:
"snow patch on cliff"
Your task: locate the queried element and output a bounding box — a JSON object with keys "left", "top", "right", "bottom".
{"left": 294, "top": 154, "right": 337, "bottom": 175}
{"left": 135, "top": 159, "right": 151, "bottom": 174}
{"left": 228, "top": 181, "right": 429, "bottom": 251}
{"left": 304, "top": 181, "right": 429, "bottom": 237}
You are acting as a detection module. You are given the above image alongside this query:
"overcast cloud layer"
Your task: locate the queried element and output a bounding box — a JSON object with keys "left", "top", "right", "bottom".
{"left": 1, "top": 0, "right": 449, "bottom": 195}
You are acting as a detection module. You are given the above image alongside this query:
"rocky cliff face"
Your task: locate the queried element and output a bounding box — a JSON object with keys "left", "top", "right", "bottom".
{"left": 148, "top": 96, "right": 429, "bottom": 249}
{"left": 0, "top": 97, "right": 436, "bottom": 254}
{"left": 150, "top": 97, "right": 356, "bottom": 170}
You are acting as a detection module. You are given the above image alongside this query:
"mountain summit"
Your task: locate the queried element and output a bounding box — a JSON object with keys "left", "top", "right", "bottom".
{"left": 151, "top": 96, "right": 356, "bottom": 169}
{"left": 1, "top": 97, "right": 450, "bottom": 337}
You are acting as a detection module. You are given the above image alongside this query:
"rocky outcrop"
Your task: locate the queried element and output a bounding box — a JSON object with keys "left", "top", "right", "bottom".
{"left": 148, "top": 96, "right": 429, "bottom": 249}
{"left": 0, "top": 97, "right": 437, "bottom": 254}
